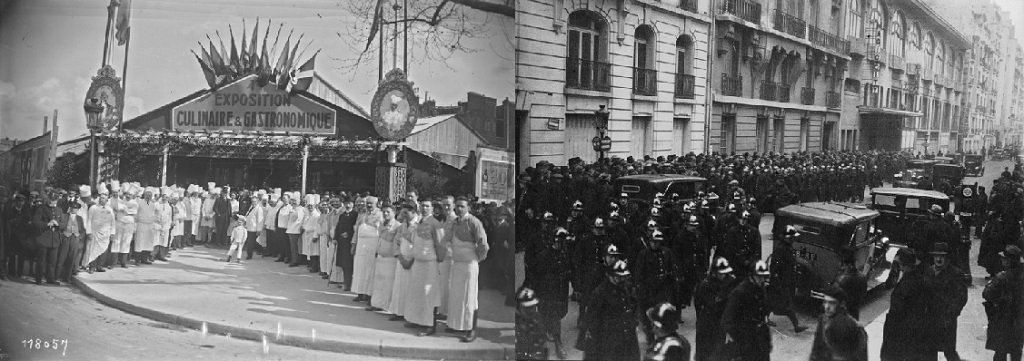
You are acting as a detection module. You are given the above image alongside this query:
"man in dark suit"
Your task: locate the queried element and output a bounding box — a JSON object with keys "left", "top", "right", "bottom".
{"left": 213, "top": 187, "right": 231, "bottom": 246}
{"left": 334, "top": 198, "right": 357, "bottom": 291}
{"left": 31, "top": 194, "right": 62, "bottom": 285}
{"left": 56, "top": 199, "right": 86, "bottom": 282}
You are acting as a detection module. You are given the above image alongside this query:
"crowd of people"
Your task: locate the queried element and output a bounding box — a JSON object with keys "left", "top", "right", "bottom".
{"left": 513, "top": 149, "right": 1024, "bottom": 361}
{"left": 0, "top": 181, "right": 516, "bottom": 342}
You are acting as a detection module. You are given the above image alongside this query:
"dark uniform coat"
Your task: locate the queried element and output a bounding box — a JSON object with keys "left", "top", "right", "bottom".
{"left": 833, "top": 269, "right": 868, "bottom": 320}
{"left": 644, "top": 333, "right": 690, "bottom": 361}
{"left": 694, "top": 274, "right": 739, "bottom": 361}
{"left": 809, "top": 311, "right": 868, "bottom": 361}
{"left": 983, "top": 267, "right": 1024, "bottom": 352}
{"left": 880, "top": 267, "right": 934, "bottom": 359}
{"left": 927, "top": 264, "right": 968, "bottom": 352}
{"left": 719, "top": 279, "right": 772, "bottom": 361}
{"left": 516, "top": 308, "right": 548, "bottom": 360}
{"left": 581, "top": 279, "right": 640, "bottom": 361}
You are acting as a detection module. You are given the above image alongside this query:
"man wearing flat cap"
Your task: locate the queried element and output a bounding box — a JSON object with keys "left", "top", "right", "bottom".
{"left": 984, "top": 245, "right": 1024, "bottom": 361}
{"left": 926, "top": 242, "right": 968, "bottom": 361}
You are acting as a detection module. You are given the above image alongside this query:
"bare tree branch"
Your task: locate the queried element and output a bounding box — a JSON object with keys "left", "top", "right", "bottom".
{"left": 447, "top": 0, "right": 514, "bottom": 17}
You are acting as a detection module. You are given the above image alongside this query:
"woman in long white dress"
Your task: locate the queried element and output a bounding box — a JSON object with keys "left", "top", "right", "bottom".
{"left": 404, "top": 200, "right": 446, "bottom": 336}
{"left": 387, "top": 203, "right": 417, "bottom": 320}
{"left": 368, "top": 205, "right": 400, "bottom": 312}
{"left": 351, "top": 197, "right": 382, "bottom": 302}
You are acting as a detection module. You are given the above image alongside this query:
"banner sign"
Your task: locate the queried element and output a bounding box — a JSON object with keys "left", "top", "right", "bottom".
{"left": 172, "top": 75, "right": 336, "bottom": 135}
{"left": 475, "top": 146, "right": 514, "bottom": 202}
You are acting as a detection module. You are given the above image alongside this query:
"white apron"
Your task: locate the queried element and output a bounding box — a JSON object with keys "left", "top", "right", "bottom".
{"left": 351, "top": 222, "right": 378, "bottom": 294}
{"left": 446, "top": 236, "right": 480, "bottom": 331}
{"left": 388, "top": 226, "right": 414, "bottom": 316}
{"left": 404, "top": 223, "right": 441, "bottom": 327}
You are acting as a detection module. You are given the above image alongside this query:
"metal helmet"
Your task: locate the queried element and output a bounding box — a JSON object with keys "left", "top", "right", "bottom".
{"left": 542, "top": 211, "right": 555, "bottom": 221}
{"left": 740, "top": 210, "right": 751, "bottom": 219}
{"left": 688, "top": 215, "right": 700, "bottom": 226}
{"left": 645, "top": 302, "right": 680, "bottom": 330}
{"left": 554, "top": 227, "right": 569, "bottom": 238}
{"left": 609, "top": 210, "right": 622, "bottom": 221}
{"left": 572, "top": 200, "right": 584, "bottom": 211}
{"left": 713, "top": 257, "right": 733, "bottom": 274}
{"left": 654, "top": 192, "right": 665, "bottom": 200}
{"left": 593, "top": 217, "right": 605, "bottom": 228}
{"left": 784, "top": 225, "right": 801, "bottom": 238}
{"left": 651, "top": 230, "right": 664, "bottom": 241}
{"left": 517, "top": 287, "right": 539, "bottom": 307}
{"left": 726, "top": 203, "right": 738, "bottom": 213}
{"left": 605, "top": 243, "right": 623, "bottom": 255}
{"left": 652, "top": 198, "right": 663, "bottom": 208}
{"left": 647, "top": 219, "right": 659, "bottom": 229}
{"left": 753, "top": 260, "right": 771, "bottom": 276}
{"left": 651, "top": 207, "right": 661, "bottom": 217}
{"left": 610, "top": 259, "right": 630, "bottom": 276}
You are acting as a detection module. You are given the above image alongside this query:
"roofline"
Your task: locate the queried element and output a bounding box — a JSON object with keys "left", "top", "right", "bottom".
{"left": 910, "top": 0, "right": 972, "bottom": 49}
{"left": 412, "top": 114, "right": 491, "bottom": 146}
{"left": 7, "top": 131, "right": 52, "bottom": 151}
{"left": 313, "top": 73, "right": 370, "bottom": 119}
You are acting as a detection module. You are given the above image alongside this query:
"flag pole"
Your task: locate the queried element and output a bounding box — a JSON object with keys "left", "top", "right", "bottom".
{"left": 403, "top": 0, "right": 407, "bottom": 73}
{"left": 378, "top": 8, "right": 384, "bottom": 82}
{"left": 101, "top": 0, "right": 117, "bottom": 67}
{"left": 120, "top": 28, "right": 131, "bottom": 131}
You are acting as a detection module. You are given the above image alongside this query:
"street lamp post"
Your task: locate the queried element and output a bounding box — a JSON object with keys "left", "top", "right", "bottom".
{"left": 84, "top": 98, "right": 105, "bottom": 188}
{"left": 592, "top": 105, "right": 611, "bottom": 160}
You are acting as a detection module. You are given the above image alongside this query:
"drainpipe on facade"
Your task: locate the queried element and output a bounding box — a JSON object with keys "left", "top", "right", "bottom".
{"left": 704, "top": 0, "right": 716, "bottom": 155}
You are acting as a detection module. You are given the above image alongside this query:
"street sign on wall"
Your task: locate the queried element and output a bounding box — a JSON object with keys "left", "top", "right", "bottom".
{"left": 172, "top": 75, "right": 337, "bottom": 135}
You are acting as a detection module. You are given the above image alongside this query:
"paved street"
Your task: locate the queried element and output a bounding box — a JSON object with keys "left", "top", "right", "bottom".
{"left": 1, "top": 245, "right": 513, "bottom": 360}
{"left": 516, "top": 159, "right": 1013, "bottom": 360}
{"left": 0, "top": 278, "right": 427, "bottom": 361}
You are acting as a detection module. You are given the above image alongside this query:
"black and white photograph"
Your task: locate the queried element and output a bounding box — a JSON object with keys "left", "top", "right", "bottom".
{"left": 0, "top": 0, "right": 515, "bottom": 360}
{"left": 514, "top": 0, "right": 1024, "bottom": 360}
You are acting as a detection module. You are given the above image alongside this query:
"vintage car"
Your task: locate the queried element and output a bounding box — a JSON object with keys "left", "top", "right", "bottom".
{"left": 932, "top": 163, "right": 965, "bottom": 196}
{"left": 893, "top": 159, "right": 939, "bottom": 189}
{"left": 612, "top": 174, "right": 708, "bottom": 208}
{"left": 964, "top": 154, "right": 985, "bottom": 177}
{"left": 868, "top": 187, "right": 950, "bottom": 251}
{"left": 771, "top": 202, "right": 896, "bottom": 297}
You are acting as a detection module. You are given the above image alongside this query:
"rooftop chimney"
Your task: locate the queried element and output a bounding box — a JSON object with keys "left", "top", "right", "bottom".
{"left": 43, "top": 116, "right": 48, "bottom": 134}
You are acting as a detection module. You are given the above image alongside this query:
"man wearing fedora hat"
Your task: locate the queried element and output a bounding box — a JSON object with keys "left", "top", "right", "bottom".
{"left": 881, "top": 249, "right": 934, "bottom": 361}
{"left": 927, "top": 242, "right": 969, "bottom": 361}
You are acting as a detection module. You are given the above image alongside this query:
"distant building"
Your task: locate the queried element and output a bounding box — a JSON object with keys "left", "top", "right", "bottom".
{"left": 418, "top": 92, "right": 514, "bottom": 151}
{"left": 0, "top": 117, "right": 59, "bottom": 191}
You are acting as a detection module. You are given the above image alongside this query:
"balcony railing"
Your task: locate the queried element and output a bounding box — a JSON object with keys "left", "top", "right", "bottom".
{"left": 680, "top": 0, "right": 698, "bottom": 13}
{"left": 722, "top": 0, "right": 762, "bottom": 24}
{"left": 773, "top": 9, "right": 806, "bottom": 38}
{"left": 633, "top": 67, "right": 658, "bottom": 96}
{"left": 800, "top": 87, "right": 815, "bottom": 105}
{"left": 889, "top": 54, "right": 905, "bottom": 71}
{"left": 808, "top": 25, "right": 849, "bottom": 54}
{"left": 760, "top": 80, "right": 790, "bottom": 102}
{"left": 675, "top": 73, "right": 696, "bottom": 99}
{"left": 566, "top": 58, "right": 611, "bottom": 92}
{"left": 826, "top": 91, "right": 841, "bottom": 108}
{"left": 722, "top": 73, "right": 743, "bottom": 96}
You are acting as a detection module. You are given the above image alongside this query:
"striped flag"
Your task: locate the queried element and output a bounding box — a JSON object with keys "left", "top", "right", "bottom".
{"left": 228, "top": 25, "right": 240, "bottom": 75}
{"left": 287, "top": 49, "right": 319, "bottom": 93}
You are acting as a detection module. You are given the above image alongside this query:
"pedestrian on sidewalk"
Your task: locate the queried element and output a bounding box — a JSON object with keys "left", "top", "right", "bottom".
{"left": 881, "top": 248, "right": 934, "bottom": 361}
{"left": 927, "top": 242, "right": 968, "bottom": 361}
{"left": 213, "top": 187, "right": 232, "bottom": 247}
{"left": 286, "top": 193, "right": 306, "bottom": 267}
{"left": 56, "top": 197, "right": 85, "bottom": 283}
{"left": 331, "top": 197, "right": 357, "bottom": 290}
{"left": 809, "top": 285, "right": 867, "bottom": 361}
{"left": 153, "top": 188, "right": 172, "bottom": 262}
{"left": 86, "top": 191, "right": 114, "bottom": 274}
{"left": 301, "top": 194, "right": 321, "bottom": 272}
{"left": 275, "top": 192, "right": 294, "bottom": 263}
{"left": 984, "top": 245, "right": 1024, "bottom": 361}
{"left": 352, "top": 196, "right": 382, "bottom": 303}
{"left": 319, "top": 196, "right": 340, "bottom": 278}
{"left": 199, "top": 184, "right": 216, "bottom": 246}
{"left": 367, "top": 204, "right": 399, "bottom": 312}
{"left": 31, "top": 193, "right": 61, "bottom": 285}
{"left": 225, "top": 214, "right": 247, "bottom": 263}
{"left": 263, "top": 190, "right": 282, "bottom": 258}
{"left": 243, "top": 192, "right": 265, "bottom": 260}
{"left": 444, "top": 197, "right": 489, "bottom": 342}
{"left": 133, "top": 187, "right": 158, "bottom": 265}
{"left": 387, "top": 202, "right": 417, "bottom": 321}
{"left": 112, "top": 184, "right": 138, "bottom": 268}
{"left": 404, "top": 199, "right": 445, "bottom": 336}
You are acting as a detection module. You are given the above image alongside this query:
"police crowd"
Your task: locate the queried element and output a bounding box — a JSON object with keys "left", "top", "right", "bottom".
{"left": 513, "top": 150, "right": 1024, "bottom": 361}
{"left": 0, "top": 181, "right": 517, "bottom": 342}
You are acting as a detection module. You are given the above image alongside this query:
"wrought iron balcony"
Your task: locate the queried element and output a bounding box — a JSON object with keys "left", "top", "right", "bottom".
{"left": 808, "top": 25, "right": 849, "bottom": 54}
{"left": 566, "top": 58, "right": 612, "bottom": 92}
{"left": 889, "top": 54, "right": 905, "bottom": 72}
{"left": 760, "top": 80, "right": 790, "bottom": 102}
{"left": 675, "top": 73, "right": 696, "bottom": 99}
{"left": 800, "top": 87, "right": 815, "bottom": 105}
{"left": 826, "top": 91, "right": 841, "bottom": 108}
{"left": 633, "top": 67, "right": 658, "bottom": 96}
{"left": 773, "top": 9, "right": 806, "bottom": 38}
{"left": 680, "top": 0, "right": 698, "bottom": 13}
{"left": 721, "top": 73, "right": 743, "bottom": 97}
{"left": 722, "top": 0, "right": 761, "bottom": 24}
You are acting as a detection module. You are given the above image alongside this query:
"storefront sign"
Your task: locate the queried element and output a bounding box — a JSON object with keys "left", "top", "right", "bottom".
{"left": 475, "top": 146, "right": 514, "bottom": 202}
{"left": 172, "top": 75, "right": 336, "bottom": 135}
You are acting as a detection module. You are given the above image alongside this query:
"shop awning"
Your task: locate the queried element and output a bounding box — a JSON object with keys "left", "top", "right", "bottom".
{"left": 857, "top": 106, "right": 923, "bottom": 117}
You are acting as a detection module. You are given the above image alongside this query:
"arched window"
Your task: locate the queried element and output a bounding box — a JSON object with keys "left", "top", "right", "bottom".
{"left": 926, "top": 33, "right": 935, "bottom": 70}
{"left": 937, "top": 43, "right": 945, "bottom": 76}
{"left": 633, "top": 25, "right": 657, "bottom": 95}
{"left": 868, "top": 8, "right": 885, "bottom": 49}
{"left": 845, "top": 0, "right": 862, "bottom": 39}
{"left": 889, "top": 11, "right": 906, "bottom": 57}
{"left": 910, "top": 23, "right": 921, "bottom": 49}
{"left": 675, "top": 35, "right": 695, "bottom": 99}
{"left": 566, "top": 10, "right": 609, "bottom": 91}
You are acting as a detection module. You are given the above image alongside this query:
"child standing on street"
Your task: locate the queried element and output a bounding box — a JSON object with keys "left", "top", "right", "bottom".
{"left": 226, "top": 215, "right": 247, "bottom": 263}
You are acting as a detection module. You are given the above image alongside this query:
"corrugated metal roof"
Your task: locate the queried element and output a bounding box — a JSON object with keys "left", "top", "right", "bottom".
{"left": 412, "top": 115, "right": 456, "bottom": 134}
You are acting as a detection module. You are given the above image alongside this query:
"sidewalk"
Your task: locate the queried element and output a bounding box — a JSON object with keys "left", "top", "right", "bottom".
{"left": 72, "top": 246, "right": 514, "bottom": 360}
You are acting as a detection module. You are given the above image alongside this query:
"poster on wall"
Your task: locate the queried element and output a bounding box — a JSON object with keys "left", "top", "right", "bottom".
{"left": 475, "top": 146, "right": 514, "bottom": 203}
